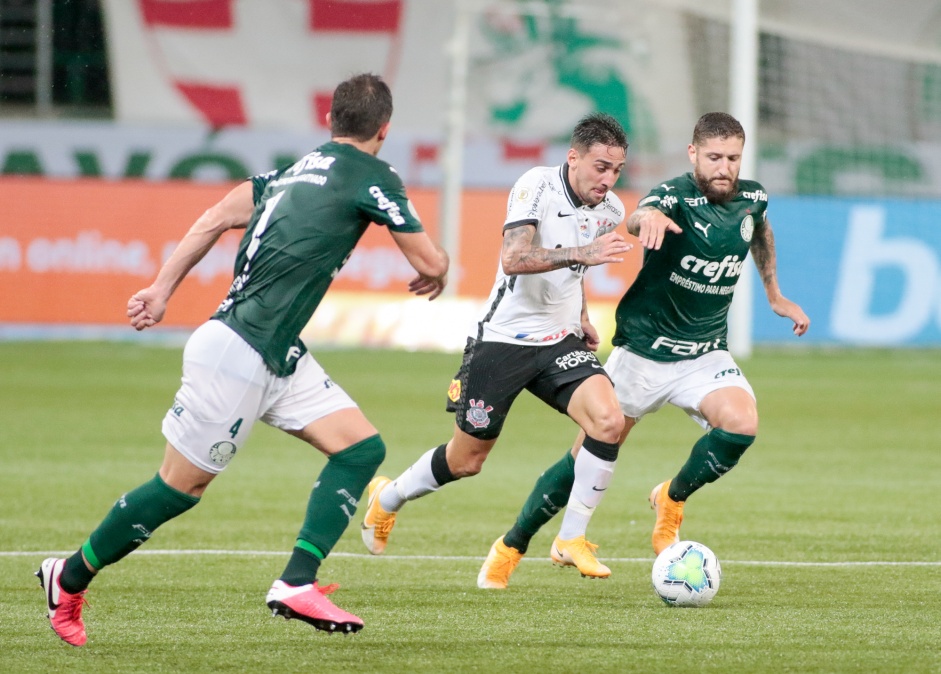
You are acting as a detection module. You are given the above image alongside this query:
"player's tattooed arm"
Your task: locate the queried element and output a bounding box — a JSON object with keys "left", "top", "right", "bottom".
{"left": 624, "top": 206, "right": 658, "bottom": 237}
{"left": 750, "top": 216, "right": 779, "bottom": 292}
{"left": 752, "top": 217, "right": 811, "bottom": 336}
{"left": 626, "top": 206, "right": 682, "bottom": 250}
{"left": 501, "top": 223, "right": 631, "bottom": 275}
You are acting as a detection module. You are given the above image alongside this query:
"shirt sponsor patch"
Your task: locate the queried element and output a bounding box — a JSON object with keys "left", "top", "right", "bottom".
{"left": 448, "top": 379, "right": 462, "bottom": 403}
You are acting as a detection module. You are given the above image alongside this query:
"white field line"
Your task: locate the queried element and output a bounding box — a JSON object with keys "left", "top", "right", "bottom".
{"left": 1, "top": 549, "right": 939, "bottom": 566}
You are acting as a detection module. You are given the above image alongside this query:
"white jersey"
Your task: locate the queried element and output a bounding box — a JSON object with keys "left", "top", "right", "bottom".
{"left": 472, "top": 164, "right": 625, "bottom": 346}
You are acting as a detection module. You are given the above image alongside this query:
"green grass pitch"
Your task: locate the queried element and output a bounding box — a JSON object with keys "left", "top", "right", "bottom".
{"left": 1, "top": 341, "right": 939, "bottom": 672}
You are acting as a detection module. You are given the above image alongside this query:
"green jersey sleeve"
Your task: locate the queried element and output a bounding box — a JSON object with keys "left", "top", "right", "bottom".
{"left": 637, "top": 181, "right": 682, "bottom": 218}
{"left": 357, "top": 165, "right": 424, "bottom": 234}
{"left": 250, "top": 169, "right": 280, "bottom": 204}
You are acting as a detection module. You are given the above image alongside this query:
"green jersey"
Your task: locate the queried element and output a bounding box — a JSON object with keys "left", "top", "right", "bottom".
{"left": 212, "top": 141, "right": 424, "bottom": 376}
{"left": 612, "top": 172, "right": 769, "bottom": 362}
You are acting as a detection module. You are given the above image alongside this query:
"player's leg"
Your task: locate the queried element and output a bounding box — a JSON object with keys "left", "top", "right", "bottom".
{"left": 363, "top": 338, "right": 522, "bottom": 556}
{"left": 367, "top": 427, "right": 498, "bottom": 552}
{"left": 39, "top": 443, "right": 209, "bottom": 647}
{"left": 548, "top": 373, "right": 624, "bottom": 578}
{"left": 481, "top": 345, "right": 649, "bottom": 587}
{"left": 262, "top": 354, "right": 382, "bottom": 633}
{"left": 501, "top": 337, "right": 622, "bottom": 579}
{"left": 39, "top": 320, "right": 259, "bottom": 646}
{"left": 673, "top": 385, "right": 757, "bottom": 499}
{"left": 650, "top": 351, "right": 757, "bottom": 554}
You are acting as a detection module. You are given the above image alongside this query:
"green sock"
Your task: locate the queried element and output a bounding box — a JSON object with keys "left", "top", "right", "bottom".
{"left": 503, "top": 450, "right": 575, "bottom": 554}
{"left": 669, "top": 428, "right": 755, "bottom": 501}
{"left": 280, "top": 544, "right": 324, "bottom": 587}
{"left": 81, "top": 473, "right": 200, "bottom": 574}
{"left": 280, "top": 434, "right": 385, "bottom": 586}
{"left": 60, "top": 550, "right": 96, "bottom": 595}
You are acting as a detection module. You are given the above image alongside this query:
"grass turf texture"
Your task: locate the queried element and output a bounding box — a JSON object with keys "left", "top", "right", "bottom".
{"left": 1, "top": 341, "right": 939, "bottom": 672}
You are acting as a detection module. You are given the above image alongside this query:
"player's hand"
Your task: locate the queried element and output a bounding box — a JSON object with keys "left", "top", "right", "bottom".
{"left": 770, "top": 296, "right": 810, "bottom": 336}
{"left": 582, "top": 231, "right": 633, "bottom": 266}
{"left": 637, "top": 211, "right": 682, "bottom": 250}
{"left": 581, "top": 320, "right": 601, "bottom": 352}
{"left": 127, "top": 286, "right": 168, "bottom": 331}
{"left": 408, "top": 273, "right": 447, "bottom": 301}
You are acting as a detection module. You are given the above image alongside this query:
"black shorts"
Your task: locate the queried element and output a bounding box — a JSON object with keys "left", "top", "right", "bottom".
{"left": 445, "top": 334, "right": 611, "bottom": 440}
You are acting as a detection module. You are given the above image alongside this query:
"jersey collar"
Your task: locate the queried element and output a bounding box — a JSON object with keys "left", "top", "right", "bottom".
{"left": 559, "top": 164, "right": 585, "bottom": 209}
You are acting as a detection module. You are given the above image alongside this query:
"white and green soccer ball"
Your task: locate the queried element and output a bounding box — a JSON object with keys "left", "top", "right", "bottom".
{"left": 651, "top": 541, "right": 721, "bottom": 607}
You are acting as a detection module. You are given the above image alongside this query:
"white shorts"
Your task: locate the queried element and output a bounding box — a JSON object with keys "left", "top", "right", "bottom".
{"left": 604, "top": 347, "right": 755, "bottom": 430}
{"left": 162, "top": 320, "right": 357, "bottom": 474}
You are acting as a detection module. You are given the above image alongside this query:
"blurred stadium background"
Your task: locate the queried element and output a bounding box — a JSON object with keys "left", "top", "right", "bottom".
{"left": 1, "top": 0, "right": 940, "bottom": 351}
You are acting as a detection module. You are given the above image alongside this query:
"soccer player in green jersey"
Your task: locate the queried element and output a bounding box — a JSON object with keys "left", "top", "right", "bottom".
{"left": 477, "top": 112, "right": 810, "bottom": 588}
{"left": 36, "top": 73, "right": 449, "bottom": 644}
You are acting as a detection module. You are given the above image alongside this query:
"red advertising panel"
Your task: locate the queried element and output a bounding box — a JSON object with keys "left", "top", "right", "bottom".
{"left": 0, "top": 179, "right": 641, "bottom": 328}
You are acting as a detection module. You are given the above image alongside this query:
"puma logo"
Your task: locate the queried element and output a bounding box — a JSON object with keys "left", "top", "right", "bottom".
{"left": 694, "top": 221, "right": 712, "bottom": 237}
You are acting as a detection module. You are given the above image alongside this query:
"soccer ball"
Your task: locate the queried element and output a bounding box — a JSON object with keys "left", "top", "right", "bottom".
{"left": 651, "top": 541, "right": 721, "bottom": 607}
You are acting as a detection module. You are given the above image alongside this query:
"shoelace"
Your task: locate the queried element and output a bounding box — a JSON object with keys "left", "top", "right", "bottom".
{"left": 488, "top": 551, "right": 518, "bottom": 580}
{"left": 315, "top": 582, "right": 340, "bottom": 595}
{"left": 659, "top": 498, "right": 683, "bottom": 528}
{"left": 373, "top": 510, "right": 396, "bottom": 537}
{"left": 60, "top": 592, "right": 89, "bottom": 622}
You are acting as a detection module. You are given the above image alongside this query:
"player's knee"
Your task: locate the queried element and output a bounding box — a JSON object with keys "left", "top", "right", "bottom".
{"left": 718, "top": 414, "right": 758, "bottom": 437}
{"left": 330, "top": 434, "right": 386, "bottom": 468}
{"left": 444, "top": 439, "right": 490, "bottom": 478}
{"left": 450, "top": 454, "right": 485, "bottom": 477}
{"left": 586, "top": 407, "right": 624, "bottom": 444}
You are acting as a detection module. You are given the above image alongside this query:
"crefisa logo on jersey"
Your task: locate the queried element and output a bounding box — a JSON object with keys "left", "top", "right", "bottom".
{"left": 466, "top": 399, "right": 494, "bottom": 429}
{"left": 740, "top": 214, "right": 754, "bottom": 242}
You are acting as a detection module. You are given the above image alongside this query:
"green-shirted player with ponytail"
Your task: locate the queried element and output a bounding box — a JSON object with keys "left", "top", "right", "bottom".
{"left": 37, "top": 73, "right": 449, "bottom": 643}
{"left": 478, "top": 112, "right": 810, "bottom": 589}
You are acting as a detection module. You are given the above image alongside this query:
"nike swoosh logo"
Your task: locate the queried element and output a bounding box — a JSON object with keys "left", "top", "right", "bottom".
{"left": 558, "top": 211, "right": 574, "bottom": 218}
{"left": 44, "top": 571, "right": 59, "bottom": 611}
{"left": 591, "top": 364, "right": 603, "bottom": 368}
{"left": 592, "top": 486, "right": 607, "bottom": 492}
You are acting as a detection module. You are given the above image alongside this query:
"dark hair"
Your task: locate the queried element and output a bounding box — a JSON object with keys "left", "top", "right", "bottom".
{"left": 692, "top": 112, "right": 745, "bottom": 145}
{"left": 330, "top": 73, "right": 393, "bottom": 141}
{"left": 570, "top": 113, "right": 628, "bottom": 154}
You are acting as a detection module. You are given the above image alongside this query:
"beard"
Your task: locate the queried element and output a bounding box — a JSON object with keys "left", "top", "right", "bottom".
{"left": 694, "top": 170, "right": 738, "bottom": 205}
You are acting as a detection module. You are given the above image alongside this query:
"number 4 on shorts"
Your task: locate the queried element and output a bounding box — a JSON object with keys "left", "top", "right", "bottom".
{"left": 229, "top": 418, "right": 243, "bottom": 439}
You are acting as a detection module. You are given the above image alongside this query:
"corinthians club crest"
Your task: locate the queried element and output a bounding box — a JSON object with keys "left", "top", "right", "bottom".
{"left": 466, "top": 399, "right": 493, "bottom": 429}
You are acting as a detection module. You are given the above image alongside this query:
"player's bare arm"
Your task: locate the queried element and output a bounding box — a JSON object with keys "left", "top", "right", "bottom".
{"left": 127, "top": 181, "right": 255, "bottom": 331}
{"left": 389, "top": 229, "right": 450, "bottom": 300}
{"left": 625, "top": 206, "right": 683, "bottom": 250}
{"left": 579, "top": 278, "right": 601, "bottom": 351}
{"left": 501, "top": 223, "right": 632, "bottom": 275}
{"left": 751, "top": 217, "right": 810, "bottom": 336}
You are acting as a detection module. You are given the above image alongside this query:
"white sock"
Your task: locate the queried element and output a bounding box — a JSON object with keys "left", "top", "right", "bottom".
{"left": 557, "top": 449, "right": 615, "bottom": 540}
{"left": 379, "top": 447, "right": 441, "bottom": 512}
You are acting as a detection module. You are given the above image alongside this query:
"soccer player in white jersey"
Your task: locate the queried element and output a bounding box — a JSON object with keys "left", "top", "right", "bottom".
{"left": 361, "top": 114, "right": 633, "bottom": 582}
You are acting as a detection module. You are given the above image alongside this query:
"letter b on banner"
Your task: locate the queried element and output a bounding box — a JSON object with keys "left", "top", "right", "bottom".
{"left": 831, "top": 206, "right": 939, "bottom": 343}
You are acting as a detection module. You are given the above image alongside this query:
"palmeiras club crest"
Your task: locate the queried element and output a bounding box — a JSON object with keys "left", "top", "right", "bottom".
{"left": 466, "top": 399, "right": 494, "bottom": 429}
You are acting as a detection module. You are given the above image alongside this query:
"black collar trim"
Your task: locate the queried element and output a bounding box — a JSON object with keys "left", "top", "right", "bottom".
{"left": 560, "top": 164, "right": 585, "bottom": 209}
